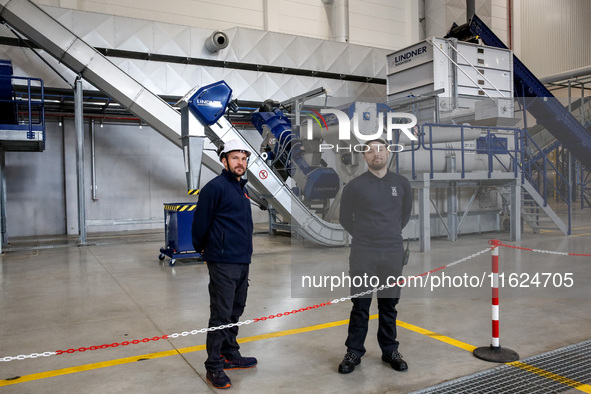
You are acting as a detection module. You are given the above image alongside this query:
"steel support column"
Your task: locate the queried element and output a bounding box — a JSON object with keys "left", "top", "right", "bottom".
{"left": 419, "top": 176, "right": 431, "bottom": 252}
{"left": 74, "top": 77, "right": 87, "bottom": 245}
{"left": 510, "top": 179, "right": 521, "bottom": 242}
{"left": 0, "top": 147, "right": 6, "bottom": 252}
{"left": 447, "top": 156, "right": 458, "bottom": 241}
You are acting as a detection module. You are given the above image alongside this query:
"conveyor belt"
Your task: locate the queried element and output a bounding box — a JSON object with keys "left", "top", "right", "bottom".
{"left": 447, "top": 14, "right": 591, "bottom": 168}
{"left": 0, "top": 0, "right": 347, "bottom": 246}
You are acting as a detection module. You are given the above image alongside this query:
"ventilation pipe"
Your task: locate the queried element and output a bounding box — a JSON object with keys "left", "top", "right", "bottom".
{"left": 322, "top": 0, "right": 349, "bottom": 43}
{"left": 418, "top": 0, "right": 426, "bottom": 40}
{"left": 467, "top": 0, "right": 476, "bottom": 22}
{"left": 205, "top": 30, "right": 229, "bottom": 53}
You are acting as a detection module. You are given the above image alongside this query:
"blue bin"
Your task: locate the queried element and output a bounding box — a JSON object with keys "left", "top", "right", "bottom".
{"left": 159, "top": 203, "right": 202, "bottom": 266}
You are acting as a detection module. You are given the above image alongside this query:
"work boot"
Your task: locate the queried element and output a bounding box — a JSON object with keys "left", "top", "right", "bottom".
{"left": 338, "top": 351, "right": 361, "bottom": 374}
{"left": 382, "top": 351, "right": 408, "bottom": 371}
{"left": 206, "top": 370, "right": 232, "bottom": 389}
{"left": 223, "top": 355, "right": 258, "bottom": 370}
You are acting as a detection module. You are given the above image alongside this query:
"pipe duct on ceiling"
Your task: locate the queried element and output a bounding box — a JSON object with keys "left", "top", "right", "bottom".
{"left": 205, "top": 30, "right": 229, "bottom": 53}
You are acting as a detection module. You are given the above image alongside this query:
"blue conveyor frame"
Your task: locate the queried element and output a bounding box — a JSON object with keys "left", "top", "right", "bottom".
{"left": 463, "top": 14, "right": 591, "bottom": 168}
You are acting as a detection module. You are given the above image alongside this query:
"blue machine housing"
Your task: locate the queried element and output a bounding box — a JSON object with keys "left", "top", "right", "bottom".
{"left": 251, "top": 108, "right": 340, "bottom": 201}
{"left": 187, "top": 81, "right": 233, "bottom": 125}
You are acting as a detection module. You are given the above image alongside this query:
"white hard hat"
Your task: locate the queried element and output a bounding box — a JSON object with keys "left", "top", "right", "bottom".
{"left": 219, "top": 139, "right": 252, "bottom": 160}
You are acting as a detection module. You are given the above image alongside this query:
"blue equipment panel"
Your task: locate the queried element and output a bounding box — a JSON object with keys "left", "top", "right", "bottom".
{"left": 476, "top": 136, "right": 508, "bottom": 154}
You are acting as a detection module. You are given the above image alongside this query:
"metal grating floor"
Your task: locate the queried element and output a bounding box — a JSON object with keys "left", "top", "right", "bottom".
{"left": 413, "top": 340, "right": 591, "bottom": 393}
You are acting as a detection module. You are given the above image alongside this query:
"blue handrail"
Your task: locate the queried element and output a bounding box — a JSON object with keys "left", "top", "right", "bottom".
{"left": 419, "top": 123, "right": 522, "bottom": 180}
{"left": 0, "top": 75, "right": 45, "bottom": 149}
{"left": 411, "top": 122, "right": 571, "bottom": 234}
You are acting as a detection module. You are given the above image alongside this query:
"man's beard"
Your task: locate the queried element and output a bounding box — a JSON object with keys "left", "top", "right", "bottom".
{"left": 367, "top": 158, "right": 387, "bottom": 171}
{"left": 228, "top": 163, "right": 245, "bottom": 178}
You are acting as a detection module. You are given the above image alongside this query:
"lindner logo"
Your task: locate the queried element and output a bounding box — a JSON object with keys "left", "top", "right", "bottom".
{"left": 195, "top": 99, "right": 223, "bottom": 107}
{"left": 302, "top": 109, "right": 418, "bottom": 153}
{"left": 393, "top": 45, "right": 428, "bottom": 67}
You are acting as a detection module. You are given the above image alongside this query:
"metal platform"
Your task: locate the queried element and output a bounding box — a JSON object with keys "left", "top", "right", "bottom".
{"left": 413, "top": 339, "right": 591, "bottom": 393}
{"left": 0, "top": 127, "right": 44, "bottom": 151}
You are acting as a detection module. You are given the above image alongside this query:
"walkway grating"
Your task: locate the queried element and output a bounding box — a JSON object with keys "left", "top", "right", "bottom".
{"left": 413, "top": 339, "right": 591, "bottom": 393}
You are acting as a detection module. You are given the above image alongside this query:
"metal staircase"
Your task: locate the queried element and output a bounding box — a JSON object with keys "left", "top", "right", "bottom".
{"left": 520, "top": 181, "right": 568, "bottom": 234}
{"left": 498, "top": 182, "right": 568, "bottom": 235}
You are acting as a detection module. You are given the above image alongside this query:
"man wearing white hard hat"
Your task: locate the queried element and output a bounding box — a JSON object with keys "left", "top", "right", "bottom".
{"left": 192, "top": 139, "right": 257, "bottom": 389}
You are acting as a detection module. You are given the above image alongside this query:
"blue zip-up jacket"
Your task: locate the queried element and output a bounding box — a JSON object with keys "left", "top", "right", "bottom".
{"left": 192, "top": 169, "right": 253, "bottom": 264}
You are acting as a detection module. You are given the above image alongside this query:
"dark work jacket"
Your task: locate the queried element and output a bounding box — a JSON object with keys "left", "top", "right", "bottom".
{"left": 192, "top": 169, "right": 253, "bottom": 264}
{"left": 339, "top": 170, "right": 412, "bottom": 249}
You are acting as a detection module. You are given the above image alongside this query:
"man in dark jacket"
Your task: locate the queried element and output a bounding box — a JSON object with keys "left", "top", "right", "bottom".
{"left": 337, "top": 138, "right": 413, "bottom": 375}
{"left": 192, "top": 139, "right": 256, "bottom": 389}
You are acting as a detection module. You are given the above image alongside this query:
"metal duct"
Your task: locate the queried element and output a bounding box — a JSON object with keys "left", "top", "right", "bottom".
{"left": 333, "top": 0, "right": 349, "bottom": 43}
{"left": 539, "top": 64, "right": 591, "bottom": 84}
{"left": 323, "top": 0, "right": 349, "bottom": 43}
{"left": 467, "top": 0, "right": 476, "bottom": 22}
{"left": 205, "top": 30, "right": 229, "bottom": 53}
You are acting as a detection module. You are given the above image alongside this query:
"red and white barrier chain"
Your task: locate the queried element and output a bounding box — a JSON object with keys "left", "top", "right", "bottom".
{"left": 495, "top": 242, "right": 591, "bottom": 257}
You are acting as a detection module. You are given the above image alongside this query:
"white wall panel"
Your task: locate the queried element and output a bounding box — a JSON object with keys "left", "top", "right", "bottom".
{"left": 33, "top": 0, "right": 417, "bottom": 48}
{"left": 265, "top": 0, "right": 330, "bottom": 39}
{"left": 491, "top": 0, "right": 508, "bottom": 47}
{"left": 34, "top": 0, "right": 265, "bottom": 31}
{"left": 349, "top": 0, "right": 413, "bottom": 50}
{"left": 517, "top": 0, "right": 591, "bottom": 78}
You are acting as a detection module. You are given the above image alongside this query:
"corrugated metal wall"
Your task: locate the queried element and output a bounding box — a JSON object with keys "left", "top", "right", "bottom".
{"left": 518, "top": 0, "right": 591, "bottom": 78}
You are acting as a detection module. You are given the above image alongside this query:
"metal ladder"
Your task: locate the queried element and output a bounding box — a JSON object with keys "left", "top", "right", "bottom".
{"left": 498, "top": 182, "right": 568, "bottom": 235}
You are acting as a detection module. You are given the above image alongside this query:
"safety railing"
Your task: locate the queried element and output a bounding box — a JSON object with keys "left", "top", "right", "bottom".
{"left": 0, "top": 75, "right": 45, "bottom": 132}
{"left": 398, "top": 122, "right": 571, "bottom": 233}
{"left": 521, "top": 131, "right": 570, "bottom": 207}
{"left": 418, "top": 123, "right": 522, "bottom": 180}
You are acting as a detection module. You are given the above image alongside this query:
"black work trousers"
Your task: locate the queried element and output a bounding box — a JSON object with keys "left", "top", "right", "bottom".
{"left": 205, "top": 262, "right": 249, "bottom": 372}
{"left": 345, "top": 245, "right": 404, "bottom": 358}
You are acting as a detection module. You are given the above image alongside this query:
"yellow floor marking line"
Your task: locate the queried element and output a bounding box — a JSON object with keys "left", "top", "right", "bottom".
{"left": 398, "top": 321, "right": 591, "bottom": 393}
{"left": 396, "top": 320, "right": 477, "bottom": 352}
{"left": 508, "top": 361, "right": 591, "bottom": 393}
{"left": 0, "top": 318, "right": 355, "bottom": 387}
{"left": 2, "top": 315, "right": 589, "bottom": 393}
{"left": 0, "top": 348, "right": 189, "bottom": 387}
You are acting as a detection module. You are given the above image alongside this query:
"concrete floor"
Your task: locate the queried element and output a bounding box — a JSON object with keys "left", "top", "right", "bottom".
{"left": 1, "top": 206, "right": 590, "bottom": 393}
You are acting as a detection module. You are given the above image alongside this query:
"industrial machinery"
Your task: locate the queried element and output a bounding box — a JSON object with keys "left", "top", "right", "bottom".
{"left": 251, "top": 101, "right": 340, "bottom": 202}
{"left": 0, "top": 0, "right": 576, "bottom": 253}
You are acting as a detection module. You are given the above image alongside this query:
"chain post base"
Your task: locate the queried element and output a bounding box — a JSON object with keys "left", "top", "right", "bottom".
{"left": 473, "top": 345, "right": 520, "bottom": 363}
